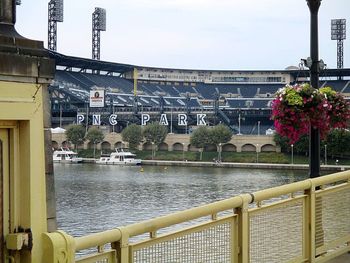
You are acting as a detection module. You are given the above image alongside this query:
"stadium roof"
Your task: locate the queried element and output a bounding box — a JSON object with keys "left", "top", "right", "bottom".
{"left": 50, "top": 50, "right": 350, "bottom": 78}
{"left": 49, "top": 51, "right": 134, "bottom": 74}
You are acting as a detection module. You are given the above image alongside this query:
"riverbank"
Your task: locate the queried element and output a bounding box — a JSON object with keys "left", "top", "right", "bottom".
{"left": 80, "top": 158, "right": 349, "bottom": 171}
{"left": 140, "top": 160, "right": 349, "bottom": 171}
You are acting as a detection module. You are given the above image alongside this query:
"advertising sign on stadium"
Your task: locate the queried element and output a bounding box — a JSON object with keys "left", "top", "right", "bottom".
{"left": 89, "top": 90, "right": 105, "bottom": 107}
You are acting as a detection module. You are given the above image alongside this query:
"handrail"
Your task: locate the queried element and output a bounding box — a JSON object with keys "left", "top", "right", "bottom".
{"left": 75, "top": 229, "right": 122, "bottom": 251}
{"left": 122, "top": 195, "right": 245, "bottom": 237}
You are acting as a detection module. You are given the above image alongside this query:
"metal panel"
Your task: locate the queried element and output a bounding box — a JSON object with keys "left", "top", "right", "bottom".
{"left": 130, "top": 216, "right": 236, "bottom": 263}
{"left": 249, "top": 198, "right": 304, "bottom": 263}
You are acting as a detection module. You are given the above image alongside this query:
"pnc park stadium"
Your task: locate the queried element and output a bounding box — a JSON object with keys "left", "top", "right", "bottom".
{"left": 50, "top": 52, "right": 350, "bottom": 134}
{"left": 48, "top": 4, "right": 350, "bottom": 152}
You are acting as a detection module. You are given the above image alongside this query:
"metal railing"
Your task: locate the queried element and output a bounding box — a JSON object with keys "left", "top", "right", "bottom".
{"left": 44, "top": 170, "right": 350, "bottom": 263}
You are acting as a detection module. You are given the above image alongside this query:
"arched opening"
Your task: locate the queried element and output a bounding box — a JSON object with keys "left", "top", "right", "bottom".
{"left": 222, "top": 143, "right": 236, "bottom": 152}
{"left": 101, "top": 141, "right": 111, "bottom": 150}
{"left": 204, "top": 144, "right": 216, "bottom": 152}
{"left": 143, "top": 142, "right": 153, "bottom": 151}
{"left": 241, "top": 144, "right": 256, "bottom": 152}
{"left": 261, "top": 144, "right": 276, "bottom": 152}
{"left": 115, "top": 141, "right": 124, "bottom": 149}
{"left": 52, "top": 141, "right": 59, "bottom": 150}
{"left": 173, "top": 143, "right": 184, "bottom": 151}
{"left": 158, "top": 142, "right": 168, "bottom": 151}
{"left": 188, "top": 144, "right": 199, "bottom": 152}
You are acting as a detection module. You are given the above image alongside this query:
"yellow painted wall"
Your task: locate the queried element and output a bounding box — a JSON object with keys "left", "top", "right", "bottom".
{"left": 0, "top": 81, "right": 47, "bottom": 262}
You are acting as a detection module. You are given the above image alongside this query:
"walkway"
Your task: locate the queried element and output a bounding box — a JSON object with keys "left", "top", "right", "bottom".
{"left": 328, "top": 253, "right": 350, "bottom": 262}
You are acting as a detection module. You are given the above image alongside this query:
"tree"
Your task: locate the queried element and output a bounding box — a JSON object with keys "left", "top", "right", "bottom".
{"left": 209, "top": 124, "right": 232, "bottom": 146}
{"left": 142, "top": 122, "right": 168, "bottom": 157}
{"left": 121, "top": 124, "right": 143, "bottom": 150}
{"left": 86, "top": 127, "right": 104, "bottom": 158}
{"left": 190, "top": 126, "right": 210, "bottom": 160}
{"left": 326, "top": 129, "right": 350, "bottom": 158}
{"left": 65, "top": 125, "right": 86, "bottom": 150}
{"left": 209, "top": 124, "right": 232, "bottom": 161}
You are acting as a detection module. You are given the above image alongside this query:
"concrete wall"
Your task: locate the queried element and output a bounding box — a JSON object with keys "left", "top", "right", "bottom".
{"left": 52, "top": 133, "right": 280, "bottom": 153}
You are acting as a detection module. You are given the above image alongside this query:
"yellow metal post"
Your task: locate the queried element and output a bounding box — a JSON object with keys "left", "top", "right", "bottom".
{"left": 0, "top": 1, "right": 55, "bottom": 262}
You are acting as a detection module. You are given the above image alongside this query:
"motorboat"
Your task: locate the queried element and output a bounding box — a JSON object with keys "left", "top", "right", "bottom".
{"left": 53, "top": 148, "right": 83, "bottom": 163}
{"left": 96, "top": 148, "right": 142, "bottom": 165}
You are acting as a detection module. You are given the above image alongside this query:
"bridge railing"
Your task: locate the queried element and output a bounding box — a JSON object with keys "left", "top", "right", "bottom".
{"left": 44, "top": 170, "right": 350, "bottom": 263}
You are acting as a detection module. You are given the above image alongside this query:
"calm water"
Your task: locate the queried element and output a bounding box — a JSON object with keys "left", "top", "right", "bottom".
{"left": 54, "top": 163, "right": 309, "bottom": 237}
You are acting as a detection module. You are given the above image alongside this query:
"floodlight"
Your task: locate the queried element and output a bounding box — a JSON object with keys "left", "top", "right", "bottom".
{"left": 49, "top": 0, "right": 64, "bottom": 22}
{"left": 331, "top": 19, "right": 346, "bottom": 74}
{"left": 331, "top": 19, "right": 346, "bottom": 40}
{"left": 94, "top": 8, "right": 106, "bottom": 31}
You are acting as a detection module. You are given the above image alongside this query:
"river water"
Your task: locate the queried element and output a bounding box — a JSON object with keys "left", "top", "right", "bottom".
{"left": 54, "top": 163, "right": 310, "bottom": 237}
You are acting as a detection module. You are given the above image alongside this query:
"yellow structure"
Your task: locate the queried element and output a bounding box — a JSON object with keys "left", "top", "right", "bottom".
{"left": 0, "top": 1, "right": 55, "bottom": 262}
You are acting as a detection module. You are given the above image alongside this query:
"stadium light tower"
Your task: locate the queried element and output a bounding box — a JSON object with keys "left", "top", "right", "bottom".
{"left": 92, "top": 7, "right": 106, "bottom": 60}
{"left": 331, "top": 19, "right": 346, "bottom": 73}
{"left": 48, "top": 0, "right": 64, "bottom": 51}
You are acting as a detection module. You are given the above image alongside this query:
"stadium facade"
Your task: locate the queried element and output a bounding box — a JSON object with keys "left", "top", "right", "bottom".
{"left": 50, "top": 51, "right": 350, "bottom": 135}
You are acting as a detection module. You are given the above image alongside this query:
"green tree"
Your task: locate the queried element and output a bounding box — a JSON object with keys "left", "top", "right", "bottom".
{"left": 65, "top": 125, "right": 86, "bottom": 150}
{"left": 86, "top": 127, "right": 104, "bottom": 158}
{"left": 209, "top": 124, "right": 232, "bottom": 146}
{"left": 143, "top": 122, "right": 168, "bottom": 157}
{"left": 190, "top": 126, "right": 210, "bottom": 160}
{"left": 326, "top": 129, "right": 350, "bottom": 158}
{"left": 121, "top": 124, "right": 143, "bottom": 150}
{"left": 209, "top": 124, "right": 232, "bottom": 161}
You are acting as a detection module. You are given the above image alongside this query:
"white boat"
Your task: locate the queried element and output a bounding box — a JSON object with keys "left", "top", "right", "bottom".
{"left": 96, "top": 148, "right": 142, "bottom": 165}
{"left": 53, "top": 148, "right": 83, "bottom": 163}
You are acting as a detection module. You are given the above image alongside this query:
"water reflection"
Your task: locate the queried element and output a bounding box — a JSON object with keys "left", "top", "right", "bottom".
{"left": 54, "top": 164, "right": 308, "bottom": 237}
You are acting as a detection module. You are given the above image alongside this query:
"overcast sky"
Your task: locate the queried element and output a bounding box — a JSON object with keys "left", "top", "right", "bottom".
{"left": 16, "top": 0, "right": 350, "bottom": 70}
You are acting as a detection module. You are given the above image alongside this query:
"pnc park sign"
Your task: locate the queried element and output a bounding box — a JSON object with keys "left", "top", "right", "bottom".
{"left": 76, "top": 113, "right": 207, "bottom": 126}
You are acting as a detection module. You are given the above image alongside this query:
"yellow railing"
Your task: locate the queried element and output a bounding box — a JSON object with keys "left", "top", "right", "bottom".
{"left": 43, "top": 170, "right": 350, "bottom": 263}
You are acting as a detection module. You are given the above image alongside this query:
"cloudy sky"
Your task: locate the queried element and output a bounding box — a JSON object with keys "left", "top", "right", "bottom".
{"left": 16, "top": 0, "right": 350, "bottom": 70}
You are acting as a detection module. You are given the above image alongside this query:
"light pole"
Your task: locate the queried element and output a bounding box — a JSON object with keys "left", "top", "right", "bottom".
{"left": 170, "top": 104, "right": 173, "bottom": 134}
{"left": 256, "top": 144, "right": 259, "bottom": 163}
{"left": 238, "top": 113, "right": 242, "bottom": 135}
{"left": 291, "top": 144, "right": 294, "bottom": 165}
{"left": 151, "top": 142, "right": 155, "bottom": 160}
{"left": 324, "top": 144, "right": 327, "bottom": 165}
{"left": 306, "top": 0, "right": 322, "bottom": 178}
{"left": 182, "top": 143, "right": 185, "bottom": 161}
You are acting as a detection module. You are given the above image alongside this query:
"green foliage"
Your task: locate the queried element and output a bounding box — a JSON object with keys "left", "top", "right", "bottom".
{"left": 326, "top": 129, "right": 350, "bottom": 158}
{"left": 121, "top": 124, "right": 143, "bottom": 150}
{"left": 86, "top": 127, "right": 104, "bottom": 158}
{"left": 142, "top": 122, "right": 168, "bottom": 146}
{"left": 190, "top": 126, "right": 210, "bottom": 149}
{"left": 65, "top": 125, "right": 86, "bottom": 149}
{"left": 209, "top": 124, "right": 232, "bottom": 146}
{"left": 274, "top": 133, "right": 308, "bottom": 155}
{"left": 86, "top": 127, "right": 104, "bottom": 144}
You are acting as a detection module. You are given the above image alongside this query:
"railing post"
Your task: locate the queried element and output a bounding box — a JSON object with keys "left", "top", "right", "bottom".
{"left": 113, "top": 228, "right": 130, "bottom": 263}
{"left": 42, "top": 231, "right": 76, "bottom": 263}
{"left": 308, "top": 183, "right": 317, "bottom": 262}
{"left": 237, "top": 194, "right": 251, "bottom": 263}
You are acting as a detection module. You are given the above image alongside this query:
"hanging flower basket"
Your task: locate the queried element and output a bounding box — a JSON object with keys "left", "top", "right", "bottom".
{"left": 271, "top": 83, "right": 350, "bottom": 144}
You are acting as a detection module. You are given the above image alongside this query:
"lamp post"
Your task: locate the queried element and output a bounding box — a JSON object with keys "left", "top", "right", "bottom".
{"left": 151, "top": 142, "right": 155, "bottom": 160}
{"left": 291, "top": 144, "right": 294, "bottom": 165}
{"left": 182, "top": 143, "right": 185, "bottom": 162}
{"left": 306, "top": 0, "right": 322, "bottom": 178}
{"left": 324, "top": 144, "right": 327, "bottom": 165}
{"left": 218, "top": 143, "right": 222, "bottom": 162}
